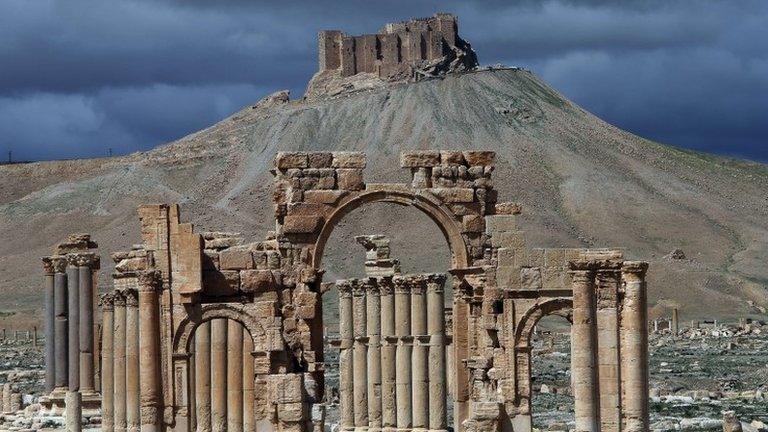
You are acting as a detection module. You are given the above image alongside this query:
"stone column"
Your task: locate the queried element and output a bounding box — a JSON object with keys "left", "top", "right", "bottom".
{"left": 195, "top": 321, "right": 212, "bottom": 432}
{"left": 596, "top": 266, "right": 622, "bottom": 432}
{"left": 101, "top": 293, "right": 115, "bottom": 432}
{"left": 124, "top": 288, "right": 140, "bottom": 432}
{"left": 66, "top": 391, "right": 83, "bottom": 432}
{"left": 67, "top": 254, "right": 80, "bottom": 391}
{"left": 394, "top": 276, "right": 412, "bottom": 430}
{"left": 211, "top": 318, "right": 228, "bottom": 432}
{"left": 78, "top": 254, "right": 97, "bottom": 393}
{"left": 379, "top": 278, "right": 397, "bottom": 430}
{"left": 352, "top": 280, "right": 369, "bottom": 430}
{"left": 366, "top": 279, "right": 382, "bottom": 431}
{"left": 137, "top": 271, "right": 163, "bottom": 432}
{"left": 42, "top": 257, "right": 56, "bottom": 393}
{"left": 569, "top": 261, "right": 600, "bottom": 432}
{"left": 227, "top": 321, "right": 244, "bottom": 432}
{"left": 113, "top": 290, "right": 127, "bottom": 432}
{"left": 52, "top": 256, "right": 69, "bottom": 390}
{"left": 426, "top": 274, "right": 447, "bottom": 432}
{"left": 243, "top": 331, "right": 256, "bottom": 432}
{"left": 620, "top": 262, "right": 650, "bottom": 432}
{"left": 411, "top": 276, "right": 429, "bottom": 430}
{"left": 671, "top": 308, "right": 679, "bottom": 336}
{"left": 338, "top": 281, "right": 355, "bottom": 431}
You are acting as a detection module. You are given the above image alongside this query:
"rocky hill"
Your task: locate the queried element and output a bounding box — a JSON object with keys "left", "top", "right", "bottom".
{"left": 1, "top": 68, "right": 767, "bottom": 324}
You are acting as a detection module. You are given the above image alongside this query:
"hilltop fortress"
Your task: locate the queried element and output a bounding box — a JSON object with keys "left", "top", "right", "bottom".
{"left": 317, "top": 13, "right": 478, "bottom": 81}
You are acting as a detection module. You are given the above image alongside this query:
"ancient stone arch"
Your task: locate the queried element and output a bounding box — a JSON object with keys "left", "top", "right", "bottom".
{"left": 80, "top": 150, "right": 651, "bottom": 432}
{"left": 311, "top": 187, "right": 471, "bottom": 270}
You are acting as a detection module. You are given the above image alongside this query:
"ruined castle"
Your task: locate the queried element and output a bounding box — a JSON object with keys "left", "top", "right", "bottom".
{"left": 318, "top": 13, "right": 478, "bottom": 80}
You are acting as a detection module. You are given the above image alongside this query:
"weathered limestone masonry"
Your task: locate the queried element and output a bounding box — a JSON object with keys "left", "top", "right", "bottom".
{"left": 77, "top": 150, "right": 650, "bottom": 432}
{"left": 318, "top": 13, "right": 478, "bottom": 80}
{"left": 40, "top": 234, "right": 101, "bottom": 417}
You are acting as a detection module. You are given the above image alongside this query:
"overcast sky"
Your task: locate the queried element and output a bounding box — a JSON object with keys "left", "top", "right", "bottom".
{"left": 0, "top": 0, "right": 765, "bottom": 163}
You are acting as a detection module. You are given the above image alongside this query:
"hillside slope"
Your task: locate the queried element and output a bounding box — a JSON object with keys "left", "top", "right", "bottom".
{"left": 1, "top": 68, "right": 766, "bottom": 323}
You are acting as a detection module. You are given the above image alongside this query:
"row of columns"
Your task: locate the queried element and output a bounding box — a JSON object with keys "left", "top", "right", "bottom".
{"left": 191, "top": 318, "right": 256, "bottom": 432}
{"left": 569, "top": 260, "right": 649, "bottom": 432}
{"left": 337, "top": 274, "right": 448, "bottom": 432}
{"left": 99, "top": 270, "right": 163, "bottom": 432}
{"left": 42, "top": 253, "right": 99, "bottom": 395}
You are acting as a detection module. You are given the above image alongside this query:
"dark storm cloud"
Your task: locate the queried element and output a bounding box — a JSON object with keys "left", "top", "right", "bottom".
{"left": 0, "top": 0, "right": 765, "bottom": 162}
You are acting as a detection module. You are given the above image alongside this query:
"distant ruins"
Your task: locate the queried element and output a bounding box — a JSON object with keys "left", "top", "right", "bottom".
{"left": 40, "top": 150, "right": 651, "bottom": 432}
{"left": 318, "top": 13, "right": 478, "bottom": 80}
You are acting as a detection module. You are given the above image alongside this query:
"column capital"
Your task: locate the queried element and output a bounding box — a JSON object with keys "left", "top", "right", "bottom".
{"left": 393, "top": 276, "right": 411, "bottom": 294}
{"left": 99, "top": 293, "right": 115, "bottom": 311}
{"left": 377, "top": 277, "right": 394, "bottom": 296}
{"left": 350, "top": 279, "right": 366, "bottom": 297}
{"left": 621, "top": 261, "right": 649, "bottom": 281}
{"left": 136, "top": 270, "right": 162, "bottom": 292}
{"left": 124, "top": 288, "right": 139, "bottom": 307}
{"left": 42, "top": 257, "right": 55, "bottom": 275}
{"left": 113, "top": 290, "right": 126, "bottom": 307}
{"left": 74, "top": 252, "right": 100, "bottom": 269}
{"left": 410, "top": 275, "right": 428, "bottom": 295}
{"left": 337, "top": 280, "right": 354, "bottom": 298}
{"left": 568, "top": 259, "right": 598, "bottom": 273}
{"left": 365, "top": 278, "right": 380, "bottom": 296}
{"left": 426, "top": 273, "right": 447, "bottom": 293}
{"left": 50, "top": 256, "right": 68, "bottom": 273}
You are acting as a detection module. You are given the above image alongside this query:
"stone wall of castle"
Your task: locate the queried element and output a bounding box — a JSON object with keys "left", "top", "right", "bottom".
{"left": 318, "top": 13, "right": 462, "bottom": 79}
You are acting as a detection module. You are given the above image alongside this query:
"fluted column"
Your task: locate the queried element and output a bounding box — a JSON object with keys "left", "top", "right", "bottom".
{"left": 243, "top": 331, "right": 255, "bottom": 432}
{"left": 596, "top": 266, "right": 622, "bottom": 432}
{"left": 137, "top": 271, "right": 162, "bottom": 432}
{"left": 66, "top": 255, "right": 80, "bottom": 391}
{"left": 352, "top": 280, "right": 369, "bottom": 431}
{"left": 42, "top": 258, "right": 56, "bottom": 393}
{"left": 124, "top": 288, "right": 140, "bottom": 432}
{"left": 211, "top": 319, "right": 228, "bottom": 432}
{"left": 78, "top": 253, "right": 97, "bottom": 393}
{"left": 227, "top": 321, "right": 244, "bottom": 432}
{"left": 338, "top": 281, "right": 355, "bottom": 431}
{"left": 379, "top": 278, "right": 397, "bottom": 431}
{"left": 620, "top": 262, "right": 650, "bottom": 432}
{"left": 113, "top": 290, "right": 127, "bottom": 432}
{"left": 195, "top": 321, "right": 212, "bottom": 432}
{"left": 52, "top": 256, "right": 69, "bottom": 390}
{"left": 367, "top": 279, "right": 382, "bottom": 431}
{"left": 569, "top": 260, "right": 600, "bottom": 432}
{"left": 101, "top": 293, "right": 115, "bottom": 432}
{"left": 394, "top": 276, "right": 412, "bottom": 430}
{"left": 426, "top": 275, "right": 447, "bottom": 432}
